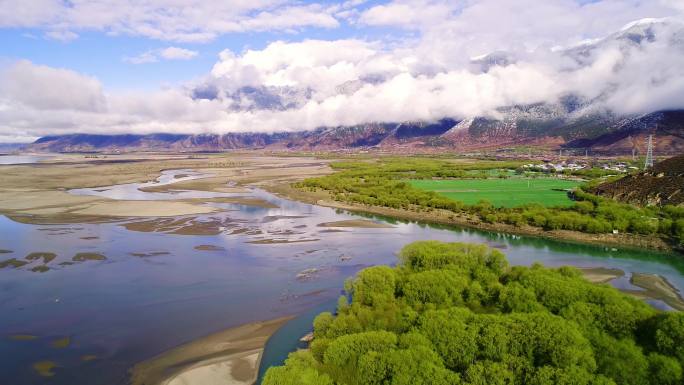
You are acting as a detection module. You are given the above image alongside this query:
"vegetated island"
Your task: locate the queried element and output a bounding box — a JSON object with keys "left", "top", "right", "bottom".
{"left": 263, "top": 241, "right": 684, "bottom": 385}
{"left": 278, "top": 157, "right": 684, "bottom": 253}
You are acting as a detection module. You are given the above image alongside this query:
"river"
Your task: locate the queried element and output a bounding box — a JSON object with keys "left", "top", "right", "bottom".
{"left": 0, "top": 170, "right": 682, "bottom": 384}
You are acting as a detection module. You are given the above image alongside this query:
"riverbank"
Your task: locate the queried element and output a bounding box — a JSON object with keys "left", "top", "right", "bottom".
{"left": 0, "top": 153, "right": 676, "bottom": 254}
{"left": 265, "top": 183, "right": 677, "bottom": 254}
{"left": 130, "top": 317, "right": 293, "bottom": 385}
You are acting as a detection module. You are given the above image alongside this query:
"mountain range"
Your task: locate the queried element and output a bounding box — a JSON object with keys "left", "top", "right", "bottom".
{"left": 22, "top": 109, "right": 683, "bottom": 154}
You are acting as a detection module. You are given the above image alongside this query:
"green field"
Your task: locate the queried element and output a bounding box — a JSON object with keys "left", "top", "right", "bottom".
{"left": 410, "top": 178, "right": 580, "bottom": 208}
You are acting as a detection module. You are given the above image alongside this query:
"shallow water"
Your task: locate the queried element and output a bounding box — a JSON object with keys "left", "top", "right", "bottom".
{"left": 69, "top": 169, "right": 235, "bottom": 200}
{"left": 1, "top": 172, "right": 683, "bottom": 385}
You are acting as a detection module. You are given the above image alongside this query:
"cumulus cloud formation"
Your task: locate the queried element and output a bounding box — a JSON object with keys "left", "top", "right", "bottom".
{"left": 1, "top": 0, "right": 684, "bottom": 142}
{"left": 125, "top": 47, "right": 199, "bottom": 64}
{"left": 0, "top": 60, "right": 106, "bottom": 112}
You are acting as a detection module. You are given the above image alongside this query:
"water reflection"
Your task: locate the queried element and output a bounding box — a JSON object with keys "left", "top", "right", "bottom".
{"left": 69, "top": 169, "right": 237, "bottom": 201}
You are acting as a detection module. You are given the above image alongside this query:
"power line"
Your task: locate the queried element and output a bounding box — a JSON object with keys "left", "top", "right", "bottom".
{"left": 644, "top": 134, "right": 654, "bottom": 169}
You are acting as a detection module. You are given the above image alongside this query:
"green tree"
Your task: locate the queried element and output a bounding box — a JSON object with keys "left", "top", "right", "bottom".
{"left": 263, "top": 241, "right": 680, "bottom": 385}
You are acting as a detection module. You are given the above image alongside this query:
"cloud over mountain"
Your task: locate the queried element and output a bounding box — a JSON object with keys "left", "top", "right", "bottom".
{"left": 0, "top": 1, "right": 683, "bottom": 143}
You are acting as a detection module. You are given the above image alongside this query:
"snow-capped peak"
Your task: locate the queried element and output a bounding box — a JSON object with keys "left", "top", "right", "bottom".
{"left": 620, "top": 17, "right": 669, "bottom": 32}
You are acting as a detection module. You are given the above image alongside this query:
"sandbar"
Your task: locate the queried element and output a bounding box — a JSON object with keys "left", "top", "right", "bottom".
{"left": 194, "top": 245, "right": 227, "bottom": 251}
{"left": 579, "top": 267, "right": 625, "bottom": 284}
{"left": 74, "top": 200, "right": 217, "bottom": 217}
{"left": 630, "top": 273, "right": 684, "bottom": 311}
{"left": 317, "top": 219, "right": 394, "bottom": 228}
{"left": 247, "top": 238, "right": 319, "bottom": 244}
{"left": 130, "top": 316, "right": 293, "bottom": 385}
{"left": 122, "top": 217, "right": 227, "bottom": 235}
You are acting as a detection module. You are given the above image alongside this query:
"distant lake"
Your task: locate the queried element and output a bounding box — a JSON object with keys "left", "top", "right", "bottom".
{"left": 1, "top": 171, "right": 683, "bottom": 385}
{"left": 0, "top": 155, "right": 54, "bottom": 165}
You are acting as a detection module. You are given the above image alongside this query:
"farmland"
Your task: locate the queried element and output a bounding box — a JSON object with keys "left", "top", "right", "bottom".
{"left": 410, "top": 178, "right": 580, "bottom": 207}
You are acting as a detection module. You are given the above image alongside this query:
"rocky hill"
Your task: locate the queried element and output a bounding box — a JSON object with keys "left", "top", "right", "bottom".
{"left": 591, "top": 154, "right": 684, "bottom": 206}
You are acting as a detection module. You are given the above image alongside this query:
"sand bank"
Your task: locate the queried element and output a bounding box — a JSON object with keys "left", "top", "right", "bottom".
{"left": 247, "top": 238, "right": 320, "bottom": 244}
{"left": 578, "top": 268, "right": 684, "bottom": 310}
{"left": 578, "top": 267, "right": 625, "bottom": 284}
{"left": 130, "top": 316, "right": 293, "bottom": 385}
{"left": 74, "top": 200, "right": 218, "bottom": 217}
{"left": 629, "top": 273, "right": 684, "bottom": 311}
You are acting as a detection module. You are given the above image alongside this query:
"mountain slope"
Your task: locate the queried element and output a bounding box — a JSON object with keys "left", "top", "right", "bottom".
{"left": 591, "top": 154, "right": 684, "bottom": 206}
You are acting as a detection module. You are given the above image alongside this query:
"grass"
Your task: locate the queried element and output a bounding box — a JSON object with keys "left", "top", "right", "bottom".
{"left": 51, "top": 336, "right": 71, "bottom": 349}
{"left": 0, "top": 258, "right": 28, "bottom": 269}
{"left": 409, "top": 178, "right": 580, "bottom": 208}
{"left": 33, "top": 361, "right": 57, "bottom": 377}
{"left": 72, "top": 252, "right": 107, "bottom": 262}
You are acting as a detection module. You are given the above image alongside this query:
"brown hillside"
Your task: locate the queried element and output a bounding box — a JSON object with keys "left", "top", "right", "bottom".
{"left": 591, "top": 154, "right": 684, "bottom": 206}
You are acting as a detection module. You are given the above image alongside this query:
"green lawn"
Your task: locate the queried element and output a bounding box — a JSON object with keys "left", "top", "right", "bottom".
{"left": 409, "top": 178, "right": 580, "bottom": 208}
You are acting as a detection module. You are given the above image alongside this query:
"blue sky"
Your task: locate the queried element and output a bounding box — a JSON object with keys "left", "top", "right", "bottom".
{"left": 0, "top": 0, "right": 682, "bottom": 142}
{"left": 0, "top": 0, "right": 400, "bottom": 90}
{"left": 1, "top": 29, "right": 284, "bottom": 90}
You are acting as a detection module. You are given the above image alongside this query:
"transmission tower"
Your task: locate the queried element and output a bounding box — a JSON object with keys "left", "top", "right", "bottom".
{"left": 644, "top": 134, "right": 654, "bottom": 169}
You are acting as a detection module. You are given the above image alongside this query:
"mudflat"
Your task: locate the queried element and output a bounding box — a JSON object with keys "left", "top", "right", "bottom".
{"left": 0, "top": 154, "right": 332, "bottom": 224}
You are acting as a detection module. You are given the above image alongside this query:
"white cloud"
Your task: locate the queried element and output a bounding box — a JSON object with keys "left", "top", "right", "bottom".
{"left": 159, "top": 47, "right": 198, "bottom": 60}
{"left": 125, "top": 47, "right": 198, "bottom": 64}
{"left": 44, "top": 30, "right": 79, "bottom": 41}
{"left": 124, "top": 52, "right": 158, "bottom": 65}
{"left": 359, "top": 0, "right": 455, "bottom": 28}
{"left": 210, "top": 39, "right": 382, "bottom": 92}
{"left": 358, "top": 0, "right": 683, "bottom": 62}
{"left": 0, "top": 60, "right": 106, "bottom": 112}
{"left": 0, "top": 0, "right": 341, "bottom": 43}
{"left": 1, "top": 1, "right": 684, "bottom": 142}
